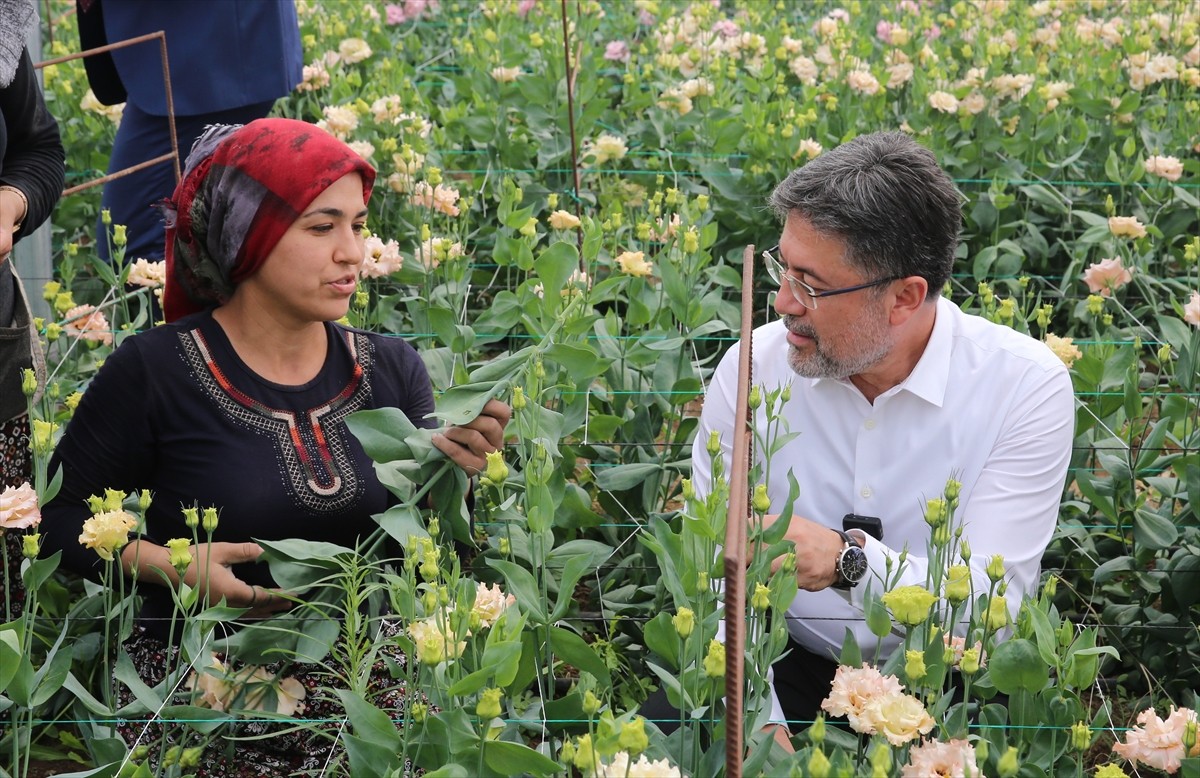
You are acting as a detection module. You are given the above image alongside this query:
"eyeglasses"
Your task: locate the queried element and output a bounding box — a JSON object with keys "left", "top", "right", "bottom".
{"left": 762, "top": 245, "right": 898, "bottom": 310}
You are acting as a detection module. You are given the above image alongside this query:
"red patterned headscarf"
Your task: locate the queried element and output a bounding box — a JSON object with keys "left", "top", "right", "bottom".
{"left": 162, "top": 118, "right": 376, "bottom": 322}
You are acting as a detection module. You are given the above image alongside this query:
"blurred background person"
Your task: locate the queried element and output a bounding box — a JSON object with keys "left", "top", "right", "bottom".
{"left": 76, "top": 0, "right": 301, "bottom": 264}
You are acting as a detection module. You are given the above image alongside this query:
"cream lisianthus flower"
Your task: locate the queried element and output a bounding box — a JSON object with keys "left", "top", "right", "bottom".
{"left": 859, "top": 691, "right": 935, "bottom": 745}
{"left": 1145, "top": 155, "right": 1184, "bottom": 182}
{"left": 820, "top": 663, "right": 904, "bottom": 733}
{"left": 1044, "top": 333, "right": 1082, "bottom": 368}
{"left": 584, "top": 752, "right": 683, "bottom": 778}
{"left": 615, "top": 250, "right": 652, "bottom": 277}
{"left": 338, "top": 38, "right": 372, "bottom": 64}
{"left": 126, "top": 258, "right": 166, "bottom": 289}
{"left": 846, "top": 69, "right": 882, "bottom": 95}
{"left": 319, "top": 105, "right": 359, "bottom": 139}
{"left": 298, "top": 60, "right": 330, "bottom": 92}
{"left": 360, "top": 236, "right": 404, "bottom": 278}
{"left": 491, "top": 66, "right": 521, "bottom": 83}
{"left": 187, "top": 654, "right": 306, "bottom": 715}
{"left": 548, "top": 210, "right": 582, "bottom": 230}
{"left": 961, "top": 92, "right": 988, "bottom": 114}
{"left": 411, "top": 182, "right": 461, "bottom": 217}
{"left": 906, "top": 738, "right": 978, "bottom": 778}
{"left": 1108, "top": 216, "right": 1147, "bottom": 239}
{"left": 1113, "top": 706, "right": 1200, "bottom": 774}
{"left": 880, "top": 585, "right": 938, "bottom": 626}
{"left": 585, "top": 133, "right": 628, "bottom": 165}
{"left": 472, "top": 582, "right": 516, "bottom": 628}
{"left": 347, "top": 140, "right": 375, "bottom": 160}
{"left": 928, "top": 90, "right": 959, "bottom": 113}
{"left": 409, "top": 611, "right": 467, "bottom": 665}
{"left": 794, "top": 139, "right": 823, "bottom": 160}
{"left": 0, "top": 482, "right": 40, "bottom": 530}
{"left": 78, "top": 510, "right": 138, "bottom": 561}
{"left": 62, "top": 305, "right": 114, "bottom": 347}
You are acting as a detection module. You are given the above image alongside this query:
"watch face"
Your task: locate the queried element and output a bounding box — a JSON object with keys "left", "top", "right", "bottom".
{"left": 839, "top": 546, "right": 869, "bottom": 584}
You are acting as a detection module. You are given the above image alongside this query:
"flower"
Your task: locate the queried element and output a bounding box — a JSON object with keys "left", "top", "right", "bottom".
{"left": 585, "top": 133, "right": 628, "bottom": 165}
{"left": 859, "top": 691, "right": 935, "bottom": 745}
{"left": 165, "top": 537, "right": 193, "bottom": 574}
{"left": 1184, "top": 292, "right": 1200, "bottom": 327}
{"left": 491, "top": 66, "right": 521, "bottom": 83}
{"left": 411, "top": 182, "right": 461, "bottom": 217}
{"left": 906, "top": 738, "right": 978, "bottom": 777}
{"left": 680, "top": 77, "right": 714, "bottom": 98}
{"left": 126, "top": 258, "right": 166, "bottom": 288}
{"left": 794, "top": 139, "right": 823, "bottom": 160}
{"left": 337, "top": 38, "right": 372, "bottom": 64}
{"left": 1108, "top": 216, "right": 1147, "bottom": 239}
{"left": 416, "top": 236, "right": 465, "bottom": 269}
{"left": 80, "top": 88, "right": 124, "bottom": 123}
{"left": 0, "top": 482, "right": 41, "bottom": 530}
{"left": 672, "top": 607, "right": 694, "bottom": 637}
{"left": 583, "top": 752, "right": 683, "bottom": 778}
{"left": 1145, "top": 155, "right": 1184, "bottom": 182}
{"left": 187, "top": 653, "right": 306, "bottom": 715}
{"left": 472, "top": 582, "right": 515, "bottom": 628}
{"left": 78, "top": 509, "right": 138, "bottom": 561}
{"left": 1082, "top": 257, "right": 1133, "bottom": 296}
{"left": 347, "top": 140, "right": 375, "bottom": 160}
{"left": 703, "top": 639, "right": 725, "bottom": 677}
{"left": 1045, "top": 333, "right": 1082, "bottom": 367}
{"left": 984, "top": 594, "right": 1009, "bottom": 631}
{"left": 604, "top": 40, "right": 631, "bottom": 63}
{"left": 880, "top": 585, "right": 938, "bottom": 626}
{"left": 943, "top": 564, "right": 971, "bottom": 604}
{"left": 821, "top": 663, "right": 904, "bottom": 733}
{"left": 319, "top": 105, "right": 359, "bottom": 139}
{"left": 928, "top": 90, "right": 959, "bottom": 113}
{"left": 548, "top": 210, "right": 582, "bottom": 230}
{"left": 62, "top": 305, "right": 114, "bottom": 347}
{"left": 961, "top": 92, "right": 988, "bottom": 114}
{"left": 409, "top": 610, "right": 467, "bottom": 664}
{"left": 361, "top": 235, "right": 404, "bottom": 278}
{"left": 616, "top": 251, "right": 652, "bottom": 278}
{"left": 847, "top": 69, "right": 882, "bottom": 95}
{"left": 1114, "top": 707, "right": 1199, "bottom": 774}
{"left": 657, "top": 87, "right": 693, "bottom": 115}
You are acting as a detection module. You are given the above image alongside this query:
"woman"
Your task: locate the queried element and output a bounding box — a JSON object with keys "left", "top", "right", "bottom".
{"left": 40, "top": 118, "right": 507, "bottom": 773}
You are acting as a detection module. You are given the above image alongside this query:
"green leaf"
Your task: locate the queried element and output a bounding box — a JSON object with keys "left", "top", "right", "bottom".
{"left": 433, "top": 380, "right": 506, "bottom": 426}
{"left": 838, "top": 627, "right": 862, "bottom": 667}
{"left": 548, "top": 626, "right": 612, "bottom": 688}
{"left": 487, "top": 559, "right": 547, "bottom": 623}
{"left": 0, "top": 630, "right": 20, "bottom": 693}
{"left": 345, "top": 408, "right": 419, "bottom": 463}
{"left": 546, "top": 343, "right": 611, "bottom": 383}
{"left": 1132, "top": 508, "right": 1178, "bottom": 551}
{"left": 534, "top": 241, "right": 580, "bottom": 300}
{"left": 642, "top": 612, "right": 681, "bottom": 670}
{"left": 337, "top": 689, "right": 402, "bottom": 750}
{"left": 594, "top": 462, "right": 662, "bottom": 491}
{"left": 1169, "top": 554, "right": 1200, "bottom": 609}
{"left": 157, "top": 705, "right": 232, "bottom": 734}
{"left": 483, "top": 741, "right": 561, "bottom": 777}
{"left": 989, "top": 639, "right": 1050, "bottom": 694}
{"left": 549, "top": 554, "right": 592, "bottom": 623}
{"left": 375, "top": 503, "right": 429, "bottom": 544}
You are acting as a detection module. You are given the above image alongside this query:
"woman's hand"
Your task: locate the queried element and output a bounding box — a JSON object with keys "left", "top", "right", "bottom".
{"left": 186, "top": 541, "right": 293, "bottom": 618}
{"left": 122, "top": 539, "right": 292, "bottom": 618}
{"left": 433, "top": 399, "right": 512, "bottom": 476}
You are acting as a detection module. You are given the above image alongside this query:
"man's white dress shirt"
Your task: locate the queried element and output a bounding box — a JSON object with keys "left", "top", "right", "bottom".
{"left": 693, "top": 296, "right": 1075, "bottom": 666}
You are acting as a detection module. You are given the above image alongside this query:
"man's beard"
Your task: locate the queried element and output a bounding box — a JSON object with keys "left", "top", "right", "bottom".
{"left": 782, "top": 312, "right": 892, "bottom": 379}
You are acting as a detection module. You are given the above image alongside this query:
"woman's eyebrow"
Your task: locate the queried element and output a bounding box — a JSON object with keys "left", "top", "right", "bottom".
{"left": 300, "top": 206, "right": 370, "bottom": 219}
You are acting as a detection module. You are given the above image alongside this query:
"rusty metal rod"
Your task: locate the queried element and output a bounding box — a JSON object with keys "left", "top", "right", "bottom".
{"left": 723, "top": 243, "right": 756, "bottom": 778}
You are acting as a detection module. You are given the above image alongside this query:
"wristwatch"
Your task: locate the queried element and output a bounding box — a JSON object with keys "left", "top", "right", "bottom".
{"left": 832, "top": 529, "right": 868, "bottom": 590}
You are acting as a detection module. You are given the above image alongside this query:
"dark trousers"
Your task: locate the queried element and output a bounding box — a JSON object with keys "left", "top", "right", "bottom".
{"left": 641, "top": 637, "right": 838, "bottom": 734}
{"left": 96, "top": 99, "right": 276, "bottom": 263}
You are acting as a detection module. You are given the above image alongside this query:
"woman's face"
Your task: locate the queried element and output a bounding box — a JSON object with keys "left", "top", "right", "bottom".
{"left": 235, "top": 172, "right": 368, "bottom": 326}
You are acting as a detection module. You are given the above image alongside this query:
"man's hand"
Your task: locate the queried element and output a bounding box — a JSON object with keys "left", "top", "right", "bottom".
{"left": 185, "top": 541, "right": 293, "bottom": 618}
{"left": 764, "top": 514, "right": 845, "bottom": 591}
{"left": 433, "top": 398, "right": 512, "bottom": 476}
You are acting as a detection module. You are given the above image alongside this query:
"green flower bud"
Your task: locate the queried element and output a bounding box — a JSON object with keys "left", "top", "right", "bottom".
{"left": 560, "top": 740, "right": 576, "bottom": 764}
{"left": 683, "top": 227, "right": 699, "bottom": 253}
{"left": 583, "top": 689, "right": 602, "bottom": 716}
{"left": 21, "top": 533, "right": 40, "bottom": 559}
{"left": 695, "top": 194, "right": 709, "bottom": 212}
{"left": 751, "top": 583, "right": 771, "bottom": 612}
{"left": 807, "top": 748, "right": 831, "bottom": 778}
{"left": 1043, "top": 574, "right": 1059, "bottom": 599}
{"left": 103, "top": 489, "right": 126, "bottom": 512}
{"left": 30, "top": 420, "right": 57, "bottom": 456}
{"left": 519, "top": 217, "right": 538, "bottom": 238}
{"left": 748, "top": 385, "right": 762, "bottom": 410}
{"left": 411, "top": 702, "right": 427, "bottom": 723}
{"left": 984, "top": 595, "right": 1009, "bottom": 631}
{"left": 166, "top": 538, "right": 193, "bottom": 576}
{"left": 202, "top": 507, "right": 219, "bottom": 533}
{"left": 484, "top": 451, "right": 508, "bottom": 484}
{"left": 511, "top": 385, "right": 526, "bottom": 410}
{"left": 869, "top": 742, "right": 892, "bottom": 774}
{"left": 960, "top": 646, "right": 981, "bottom": 675}
{"left": 904, "top": 649, "right": 927, "bottom": 682}
{"left": 703, "top": 640, "right": 725, "bottom": 678}
{"left": 673, "top": 607, "right": 695, "bottom": 638}
{"left": 101, "top": 208, "right": 112, "bottom": 226}
{"left": 476, "top": 688, "right": 503, "bottom": 720}
{"left": 1087, "top": 294, "right": 1105, "bottom": 317}
{"left": 695, "top": 571, "right": 709, "bottom": 593}
{"left": 1070, "top": 721, "right": 1091, "bottom": 752}
{"left": 997, "top": 745, "right": 1019, "bottom": 778}
{"left": 498, "top": 536, "right": 511, "bottom": 555}
{"left": 924, "top": 497, "right": 948, "bottom": 528}
{"left": 21, "top": 368, "right": 37, "bottom": 397}
{"left": 572, "top": 734, "right": 596, "bottom": 772}
{"left": 681, "top": 478, "right": 695, "bottom": 500}
{"left": 959, "top": 539, "right": 971, "bottom": 562}
{"left": 944, "top": 565, "right": 971, "bottom": 605}
{"left": 706, "top": 430, "right": 721, "bottom": 456}
{"left": 1184, "top": 719, "right": 1198, "bottom": 752}
{"left": 138, "top": 490, "right": 152, "bottom": 512}
{"left": 1159, "top": 343, "right": 1173, "bottom": 363}
{"left": 179, "top": 746, "right": 203, "bottom": 769}
{"left": 181, "top": 507, "right": 199, "bottom": 528}
{"left": 944, "top": 478, "right": 961, "bottom": 502}
{"left": 986, "top": 554, "right": 1006, "bottom": 583}
{"left": 809, "top": 714, "right": 825, "bottom": 744}
{"left": 618, "top": 717, "right": 649, "bottom": 755}
{"left": 162, "top": 745, "right": 181, "bottom": 766}
{"left": 112, "top": 224, "right": 127, "bottom": 247}
{"left": 752, "top": 484, "right": 771, "bottom": 514}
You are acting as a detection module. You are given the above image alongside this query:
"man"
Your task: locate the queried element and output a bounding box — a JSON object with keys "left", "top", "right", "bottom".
{"left": 692, "top": 131, "right": 1075, "bottom": 726}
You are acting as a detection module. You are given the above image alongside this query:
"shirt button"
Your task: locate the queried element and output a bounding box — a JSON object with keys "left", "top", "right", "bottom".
{"left": 864, "top": 419, "right": 876, "bottom": 430}
{"left": 860, "top": 486, "right": 872, "bottom": 498}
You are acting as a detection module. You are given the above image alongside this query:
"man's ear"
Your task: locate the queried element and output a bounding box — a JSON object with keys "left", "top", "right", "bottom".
{"left": 889, "top": 276, "right": 930, "bottom": 326}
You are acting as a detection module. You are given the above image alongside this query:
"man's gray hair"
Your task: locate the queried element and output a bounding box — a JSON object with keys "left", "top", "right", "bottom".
{"left": 768, "top": 132, "right": 961, "bottom": 300}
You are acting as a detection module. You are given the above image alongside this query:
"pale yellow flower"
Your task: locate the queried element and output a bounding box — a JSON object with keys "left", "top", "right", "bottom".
{"left": 928, "top": 91, "right": 959, "bottom": 113}
{"left": 472, "top": 582, "right": 515, "bottom": 628}
{"left": 548, "top": 210, "right": 582, "bottom": 230}
{"left": 337, "top": 38, "right": 372, "bottom": 64}
{"left": 859, "top": 692, "right": 935, "bottom": 745}
{"left": 126, "top": 258, "right": 166, "bottom": 289}
{"left": 1108, "top": 216, "right": 1147, "bottom": 239}
{"left": 585, "top": 133, "right": 628, "bottom": 165}
{"left": 794, "top": 139, "right": 823, "bottom": 160}
{"left": 491, "top": 66, "right": 521, "bottom": 83}
{"left": 1145, "top": 155, "right": 1184, "bottom": 182}
{"left": 187, "top": 653, "right": 306, "bottom": 716}
{"left": 616, "top": 250, "right": 652, "bottom": 277}
{"left": 847, "top": 69, "right": 882, "bottom": 95}
{"left": 78, "top": 510, "right": 138, "bottom": 562}
{"left": 1044, "top": 333, "right": 1082, "bottom": 367}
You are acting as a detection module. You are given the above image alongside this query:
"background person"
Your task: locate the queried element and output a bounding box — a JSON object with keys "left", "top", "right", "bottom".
{"left": 693, "top": 131, "right": 1075, "bottom": 728}
{"left": 76, "top": 0, "right": 302, "bottom": 263}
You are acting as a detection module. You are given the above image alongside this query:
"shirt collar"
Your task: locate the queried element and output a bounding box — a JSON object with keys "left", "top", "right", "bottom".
{"left": 812, "top": 296, "right": 953, "bottom": 407}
